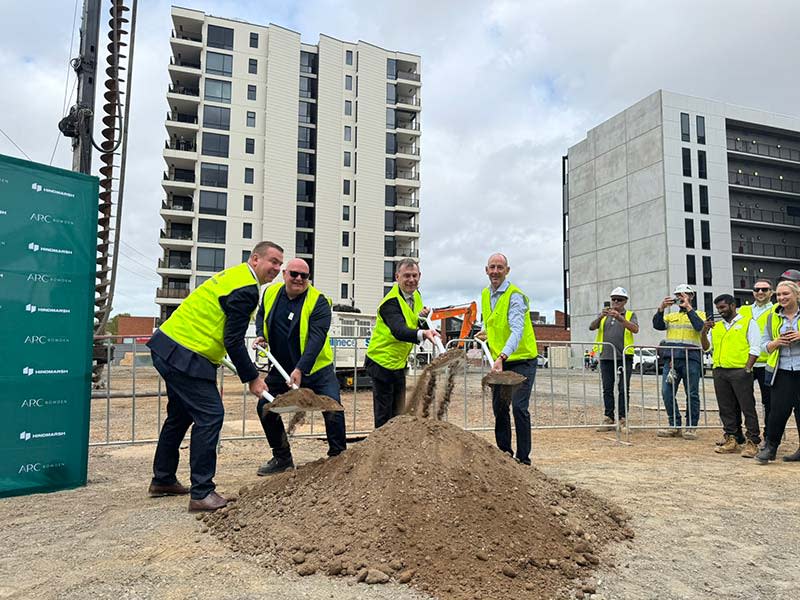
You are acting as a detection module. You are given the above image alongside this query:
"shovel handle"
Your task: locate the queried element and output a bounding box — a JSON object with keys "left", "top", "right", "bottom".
{"left": 220, "top": 358, "right": 275, "bottom": 402}
{"left": 264, "top": 350, "right": 300, "bottom": 390}
{"left": 424, "top": 316, "right": 447, "bottom": 354}
{"left": 476, "top": 339, "right": 494, "bottom": 366}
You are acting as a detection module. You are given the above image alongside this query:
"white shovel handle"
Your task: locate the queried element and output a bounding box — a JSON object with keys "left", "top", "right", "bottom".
{"left": 477, "top": 339, "right": 494, "bottom": 366}
{"left": 220, "top": 358, "right": 275, "bottom": 402}
{"left": 424, "top": 315, "right": 447, "bottom": 354}
{"left": 264, "top": 350, "right": 300, "bottom": 390}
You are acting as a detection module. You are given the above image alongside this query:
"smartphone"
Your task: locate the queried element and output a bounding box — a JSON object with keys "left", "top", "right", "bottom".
{"left": 603, "top": 301, "right": 611, "bottom": 309}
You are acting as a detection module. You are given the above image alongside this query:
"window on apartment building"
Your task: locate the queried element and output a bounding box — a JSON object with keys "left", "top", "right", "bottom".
{"left": 699, "top": 185, "right": 709, "bottom": 214}
{"left": 700, "top": 220, "right": 710, "bottom": 250}
{"left": 342, "top": 231, "right": 350, "bottom": 247}
{"left": 344, "top": 126, "right": 352, "bottom": 142}
{"left": 383, "top": 260, "right": 394, "bottom": 282}
{"left": 345, "top": 50, "right": 353, "bottom": 65}
{"left": 246, "top": 111, "right": 256, "bottom": 127}
{"left": 704, "top": 292, "right": 713, "bottom": 315}
{"left": 385, "top": 158, "right": 396, "bottom": 179}
{"left": 245, "top": 138, "right": 255, "bottom": 154}
{"left": 199, "top": 190, "right": 227, "bottom": 215}
{"left": 297, "top": 180, "right": 315, "bottom": 202}
{"left": 345, "top": 75, "right": 353, "bottom": 91}
{"left": 696, "top": 116, "right": 706, "bottom": 144}
{"left": 243, "top": 195, "right": 253, "bottom": 211}
{"left": 198, "top": 219, "right": 226, "bottom": 244}
{"left": 682, "top": 148, "right": 691, "bottom": 177}
{"left": 342, "top": 257, "right": 349, "bottom": 272}
{"left": 207, "top": 25, "right": 234, "bottom": 51}
{"left": 683, "top": 183, "right": 693, "bottom": 212}
{"left": 684, "top": 218, "right": 695, "bottom": 248}
{"left": 387, "top": 83, "right": 396, "bottom": 104}
{"left": 249, "top": 32, "right": 259, "bottom": 48}
{"left": 243, "top": 223, "right": 252, "bottom": 239}
{"left": 242, "top": 250, "right": 251, "bottom": 262}
{"left": 195, "top": 275, "right": 211, "bottom": 286}
{"left": 385, "top": 185, "right": 396, "bottom": 206}
{"left": 344, "top": 100, "right": 352, "bottom": 116}
{"left": 698, "top": 150, "right": 707, "bottom": 179}
{"left": 343, "top": 179, "right": 351, "bottom": 195}
{"left": 680, "top": 112, "right": 690, "bottom": 142}
{"left": 244, "top": 168, "right": 254, "bottom": 184}
{"left": 344, "top": 151, "right": 351, "bottom": 167}
{"left": 386, "top": 108, "right": 396, "bottom": 128}
{"left": 298, "top": 101, "right": 316, "bottom": 124}
{"left": 300, "top": 51, "right": 317, "bottom": 74}
{"left": 206, "top": 52, "right": 233, "bottom": 77}
{"left": 248, "top": 58, "right": 258, "bottom": 74}
{"left": 686, "top": 255, "right": 697, "bottom": 285}
{"left": 296, "top": 205, "right": 315, "bottom": 228}
{"left": 296, "top": 231, "right": 314, "bottom": 254}
{"left": 702, "top": 256, "right": 712, "bottom": 286}
{"left": 298, "top": 152, "right": 315, "bottom": 175}
{"left": 200, "top": 163, "right": 228, "bottom": 188}
{"left": 298, "top": 126, "right": 316, "bottom": 149}
{"left": 341, "top": 283, "right": 348, "bottom": 299}
{"left": 204, "top": 79, "right": 231, "bottom": 104}
{"left": 386, "top": 133, "right": 397, "bottom": 154}
{"left": 203, "top": 105, "right": 230, "bottom": 130}
{"left": 342, "top": 205, "right": 350, "bottom": 220}
{"left": 201, "top": 132, "right": 229, "bottom": 158}
{"left": 299, "top": 76, "right": 316, "bottom": 99}
{"left": 387, "top": 58, "right": 397, "bottom": 79}
{"left": 197, "top": 247, "right": 225, "bottom": 272}
{"left": 247, "top": 85, "right": 257, "bottom": 101}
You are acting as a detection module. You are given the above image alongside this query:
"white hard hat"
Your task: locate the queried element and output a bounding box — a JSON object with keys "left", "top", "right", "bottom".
{"left": 674, "top": 283, "right": 695, "bottom": 295}
{"left": 609, "top": 287, "right": 629, "bottom": 299}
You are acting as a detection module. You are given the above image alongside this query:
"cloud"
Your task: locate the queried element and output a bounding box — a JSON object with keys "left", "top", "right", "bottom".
{"left": 2, "top": 0, "right": 800, "bottom": 325}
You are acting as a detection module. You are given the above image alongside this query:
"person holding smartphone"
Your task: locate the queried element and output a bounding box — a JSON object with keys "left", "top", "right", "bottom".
{"left": 589, "top": 287, "right": 638, "bottom": 431}
{"left": 755, "top": 280, "right": 800, "bottom": 464}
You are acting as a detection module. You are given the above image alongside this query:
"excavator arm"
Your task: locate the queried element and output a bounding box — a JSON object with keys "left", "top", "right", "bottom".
{"left": 428, "top": 302, "right": 478, "bottom": 347}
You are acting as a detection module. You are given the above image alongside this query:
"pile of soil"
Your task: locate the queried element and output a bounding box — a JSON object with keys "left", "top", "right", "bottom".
{"left": 203, "top": 417, "right": 632, "bottom": 599}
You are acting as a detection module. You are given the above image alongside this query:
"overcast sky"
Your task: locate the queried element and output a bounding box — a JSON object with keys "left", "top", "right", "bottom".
{"left": 2, "top": 0, "right": 799, "bottom": 320}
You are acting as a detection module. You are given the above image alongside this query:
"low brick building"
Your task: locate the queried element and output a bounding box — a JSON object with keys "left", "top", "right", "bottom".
{"left": 532, "top": 310, "right": 570, "bottom": 355}
{"left": 117, "top": 316, "right": 157, "bottom": 339}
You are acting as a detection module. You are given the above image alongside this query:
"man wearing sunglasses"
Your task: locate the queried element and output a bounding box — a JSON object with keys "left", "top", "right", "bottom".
{"left": 252, "top": 258, "right": 347, "bottom": 475}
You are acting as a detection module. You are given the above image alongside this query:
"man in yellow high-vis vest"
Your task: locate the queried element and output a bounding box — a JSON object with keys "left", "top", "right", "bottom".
{"left": 252, "top": 258, "right": 346, "bottom": 475}
{"left": 477, "top": 253, "right": 538, "bottom": 465}
{"left": 700, "top": 294, "right": 762, "bottom": 457}
{"left": 147, "top": 241, "right": 283, "bottom": 512}
{"left": 365, "top": 258, "right": 440, "bottom": 428}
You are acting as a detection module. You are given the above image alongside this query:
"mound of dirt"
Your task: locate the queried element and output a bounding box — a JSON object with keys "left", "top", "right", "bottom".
{"left": 203, "top": 417, "right": 631, "bottom": 599}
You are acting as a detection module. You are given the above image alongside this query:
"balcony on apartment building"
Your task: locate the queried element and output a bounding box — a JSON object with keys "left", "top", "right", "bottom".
{"left": 727, "top": 137, "right": 800, "bottom": 164}
{"left": 160, "top": 226, "right": 193, "bottom": 249}
{"left": 730, "top": 203, "right": 800, "bottom": 230}
{"left": 156, "top": 284, "right": 191, "bottom": 301}
{"left": 158, "top": 254, "right": 191, "bottom": 271}
{"left": 729, "top": 171, "right": 800, "bottom": 195}
{"left": 163, "top": 167, "right": 196, "bottom": 184}
{"left": 733, "top": 271, "right": 786, "bottom": 291}
{"left": 384, "top": 239, "right": 418, "bottom": 258}
{"left": 165, "top": 111, "right": 199, "bottom": 134}
{"left": 732, "top": 240, "right": 800, "bottom": 261}
{"left": 169, "top": 55, "right": 201, "bottom": 72}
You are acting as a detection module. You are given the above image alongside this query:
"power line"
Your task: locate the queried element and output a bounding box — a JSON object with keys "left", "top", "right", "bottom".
{"left": 117, "top": 262, "right": 157, "bottom": 282}
{"left": 0, "top": 126, "right": 32, "bottom": 161}
{"left": 117, "top": 249, "right": 160, "bottom": 276}
{"left": 50, "top": 0, "right": 81, "bottom": 166}
{"left": 120, "top": 239, "right": 158, "bottom": 263}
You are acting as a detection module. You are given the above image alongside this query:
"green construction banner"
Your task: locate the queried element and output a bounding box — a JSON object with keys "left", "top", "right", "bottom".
{"left": 0, "top": 153, "right": 98, "bottom": 498}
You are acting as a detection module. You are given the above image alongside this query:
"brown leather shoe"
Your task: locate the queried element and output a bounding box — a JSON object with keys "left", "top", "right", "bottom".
{"left": 148, "top": 481, "right": 190, "bottom": 497}
{"left": 188, "top": 491, "right": 228, "bottom": 512}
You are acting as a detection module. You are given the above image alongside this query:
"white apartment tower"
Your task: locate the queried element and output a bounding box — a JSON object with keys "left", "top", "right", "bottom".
{"left": 564, "top": 90, "right": 800, "bottom": 347}
{"left": 157, "top": 7, "right": 422, "bottom": 321}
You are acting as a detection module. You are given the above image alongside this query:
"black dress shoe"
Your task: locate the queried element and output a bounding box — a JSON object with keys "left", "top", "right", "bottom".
{"left": 754, "top": 444, "right": 777, "bottom": 465}
{"left": 782, "top": 446, "right": 800, "bottom": 462}
{"left": 257, "top": 456, "right": 294, "bottom": 476}
{"left": 188, "top": 491, "right": 227, "bottom": 512}
{"left": 148, "top": 481, "right": 190, "bottom": 497}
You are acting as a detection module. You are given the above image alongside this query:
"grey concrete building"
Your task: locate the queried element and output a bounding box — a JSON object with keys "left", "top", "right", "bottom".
{"left": 563, "top": 90, "right": 800, "bottom": 347}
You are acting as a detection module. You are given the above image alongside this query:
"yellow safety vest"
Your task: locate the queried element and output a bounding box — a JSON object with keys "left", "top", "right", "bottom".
{"left": 593, "top": 311, "right": 635, "bottom": 355}
{"left": 160, "top": 263, "right": 258, "bottom": 364}
{"left": 765, "top": 311, "right": 798, "bottom": 384}
{"left": 366, "top": 284, "right": 423, "bottom": 370}
{"left": 738, "top": 304, "right": 771, "bottom": 364}
{"left": 481, "top": 283, "right": 538, "bottom": 361}
{"left": 710, "top": 316, "right": 753, "bottom": 369}
{"left": 663, "top": 309, "right": 707, "bottom": 346}
{"left": 260, "top": 283, "right": 333, "bottom": 375}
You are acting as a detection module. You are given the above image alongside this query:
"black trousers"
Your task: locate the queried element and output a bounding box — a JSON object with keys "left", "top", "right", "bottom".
{"left": 151, "top": 353, "right": 224, "bottom": 500}
{"left": 713, "top": 367, "right": 760, "bottom": 443}
{"left": 491, "top": 359, "right": 536, "bottom": 464}
{"left": 753, "top": 366, "right": 772, "bottom": 440}
{"left": 365, "top": 357, "right": 406, "bottom": 428}
{"left": 256, "top": 365, "right": 347, "bottom": 460}
{"left": 766, "top": 370, "right": 800, "bottom": 448}
{"left": 599, "top": 356, "right": 633, "bottom": 420}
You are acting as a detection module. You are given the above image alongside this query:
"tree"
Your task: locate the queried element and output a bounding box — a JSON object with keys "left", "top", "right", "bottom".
{"left": 106, "top": 312, "right": 130, "bottom": 335}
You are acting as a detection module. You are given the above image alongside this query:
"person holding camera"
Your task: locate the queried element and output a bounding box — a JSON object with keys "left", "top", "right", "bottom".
{"left": 589, "top": 287, "right": 639, "bottom": 431}
{"left": 700, "top": 294, "right": 762, "bottom": 457}
{"left": 653, "top": 284, "right": 706, "bottom": 439}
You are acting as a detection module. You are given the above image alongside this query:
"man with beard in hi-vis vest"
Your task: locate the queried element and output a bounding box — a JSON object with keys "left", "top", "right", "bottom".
{"left": 365, "top": 258, "right": 441, "bottom": 428}
{"left": 476, "top": 253, "right": 538, "bottom": 465}
{"left": 252, "top": 258, "right": 347, "bottom": 475}
{"left": 147, "top": 241, "right": 284, "bottom": 512}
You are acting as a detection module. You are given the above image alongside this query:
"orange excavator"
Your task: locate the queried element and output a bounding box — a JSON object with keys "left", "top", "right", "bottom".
{"left": 428, "top": 302, "right": 478, "bottom": 347}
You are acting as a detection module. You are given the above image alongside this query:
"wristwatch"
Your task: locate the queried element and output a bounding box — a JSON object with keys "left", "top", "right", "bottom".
{"left": 499, "top": 353, "right": 508, "bottom": 362}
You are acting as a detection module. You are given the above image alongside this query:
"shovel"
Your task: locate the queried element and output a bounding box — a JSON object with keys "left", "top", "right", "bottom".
{"left": 476, "top": 339, "right": 526, "bottom": 387}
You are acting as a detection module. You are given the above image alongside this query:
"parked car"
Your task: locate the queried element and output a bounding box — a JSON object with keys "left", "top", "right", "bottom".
{"left": 632, "top": 348, "right": 659, "bottom": 374}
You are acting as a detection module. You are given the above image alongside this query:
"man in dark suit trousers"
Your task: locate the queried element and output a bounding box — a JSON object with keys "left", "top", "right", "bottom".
{"left": 253, "top": 258, "right": 347, "bottom": 475}
{"left": 364, "top": 258, "right": 440, "bottom": 428}
{"left": 147, "top": 241, "right": 283, "bottom": 512}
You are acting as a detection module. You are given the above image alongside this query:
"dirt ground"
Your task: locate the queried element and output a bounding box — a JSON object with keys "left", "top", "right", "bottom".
{"left": 2, "top": 416, "right": 799, "bottom": 599}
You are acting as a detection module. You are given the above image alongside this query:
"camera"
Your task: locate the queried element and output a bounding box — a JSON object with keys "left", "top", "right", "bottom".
{"left": 603, "top": 301, "right": 611, "bottom": 309}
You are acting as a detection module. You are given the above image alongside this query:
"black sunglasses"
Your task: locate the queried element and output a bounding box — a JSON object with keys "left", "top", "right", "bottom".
{"left": 288, "top": 270, "right": 309, "bottom": 280}
{"left": 753, "top": 287, "right": 771, "bottom": 292}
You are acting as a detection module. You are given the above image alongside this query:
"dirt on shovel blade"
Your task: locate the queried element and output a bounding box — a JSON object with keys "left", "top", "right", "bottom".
{"left": 482, "top": 370, "right": 526, "bottom": 386}
{"left": 427, "top": 348, "right": 467, "bottom": 370}
{"left": 263, "top": 388, "right": 344, "bottom": 415}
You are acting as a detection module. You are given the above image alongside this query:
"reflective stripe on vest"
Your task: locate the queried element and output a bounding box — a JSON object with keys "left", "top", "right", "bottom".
{"left": 711, "top": 316, "right": 752, "bottom": 369}
{"left": 765, "top": 311, "right": 786, "bottom": 385}
{"left": 738, "top": 304, "right": 771, "bottom": 363}
{"left": 480, "top": 283, "right": 538, "bottom": 361}
{"left": 366, "top": 284, "right": 423, "bottom": 370}
{"left": 261, "top": 283, "right": 334, "bottom": 375}
{"left": 663, "top": 310, "right": 707, "bottom": 346}
{"left": 593, "top": 311, "right": 635, "bottom": 355}
{"left": 159, "top": 263, "right": 258, "bottom": 364}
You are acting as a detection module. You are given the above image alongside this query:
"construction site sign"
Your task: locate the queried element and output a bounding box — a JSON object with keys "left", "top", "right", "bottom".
{"left": 0, "top": 153, "right": 98, "bottom": 498}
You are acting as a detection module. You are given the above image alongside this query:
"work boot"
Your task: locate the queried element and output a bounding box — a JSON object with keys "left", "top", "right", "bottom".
{"left": 740, "top": 440, "right": 759, "bottom": 458}
{"left": 188, "top": 491, "right": 227, "bottom": 512}
{"left": 754, "top": 443, "right": 777, "bottom": 465}
{"left": 656, "top": 428, "right": 681, "bottom": 438}
{"left": 682, "top": 428, "right": 698, "bottom": 440}
{"left": 596, "top": 416, "right": 615, "bottom": 432}
{"left": 257, "top": 456, "right": 294, "bottom": 476}
{"left": 782, "top": 446, "right": 800, "bottom": 462}
{"left": 714, "top": 435, "right": 739, "bottom": 454}
{"left": 619, "top": 417, "right": 627, "bottom": 431}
